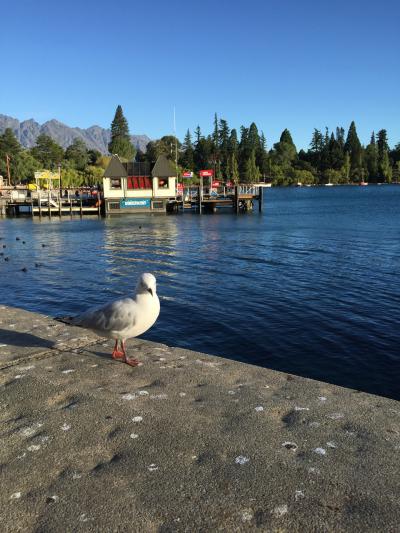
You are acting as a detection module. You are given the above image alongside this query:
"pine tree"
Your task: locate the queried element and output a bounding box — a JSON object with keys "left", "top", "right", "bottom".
{"left": 364, "top": 132, "right": 378, "bottom": 180}
{"left": 377, "top": 130, "right": 391, "bottom": 181}
{"left": 226, "top": 153, "right": 239, "bottom": 184}
{"left": 181, "top": 129, "right": 194, "bottom": 170}
{"left": 344, "top": 121, "right": 362, "bottom": 179}
{"left": 0, "top": 128, "right": 22, "bottom": 183}
{"left": 244, "top": 150, "right": 261, "bottom": 183}
{"left": 108, "top": 105, "right": 135, "bottom": 160}
{"left": 30, "top": 134, "right": 64, "bottom": 169}
{"left": 194, "top": 125, "right": 202, "bottom": 145}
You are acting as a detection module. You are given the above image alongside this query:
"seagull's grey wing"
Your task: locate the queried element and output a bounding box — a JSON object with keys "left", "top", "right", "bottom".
{"left": 73, "top": 298, "right": 137, "bottom": 333}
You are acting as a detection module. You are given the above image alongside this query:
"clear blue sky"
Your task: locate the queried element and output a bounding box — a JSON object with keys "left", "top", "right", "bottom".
{"left": 1, "top": 0, "right": 399, "bottom": 149}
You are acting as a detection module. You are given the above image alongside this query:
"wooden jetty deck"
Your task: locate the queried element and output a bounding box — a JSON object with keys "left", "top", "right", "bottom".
{"left": 170, "top": 185, "right": 264, "bottom": 214}
{"left": 1, "top": 196, "right": 102, "bottom": 218}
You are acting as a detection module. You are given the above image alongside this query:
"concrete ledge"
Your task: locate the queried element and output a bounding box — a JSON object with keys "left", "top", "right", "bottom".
{"left": 0, "top": 305, "right": 399, "bottom": 532}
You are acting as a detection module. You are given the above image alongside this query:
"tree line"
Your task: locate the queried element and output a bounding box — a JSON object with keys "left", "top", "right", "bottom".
{"left": 140, "top": 115, "right": 400, "bottom": 185}
{"left": 1, "top": 104, "right": 400, "bottom": 187}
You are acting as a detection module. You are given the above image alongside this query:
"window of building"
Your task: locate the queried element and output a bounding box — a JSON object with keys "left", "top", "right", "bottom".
{"left": 158, "top": 178, "right": 169, "bottom": 189}
{"left": 108, "top": 202, "right": 120, "bottom": 210}
{"left": 127, "top": 176, "right": 152, "bottom": 189}
{"left": 110, "top": 178, "right": 122, "bottom": 189}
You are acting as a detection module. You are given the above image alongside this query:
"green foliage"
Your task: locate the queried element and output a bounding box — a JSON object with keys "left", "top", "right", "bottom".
{"left": 226, "top": 153, "right": 239, "bottom": 184}
{"left": 146, "top": 136, "right": 181, "bottom": 163}
{"left": 323, "top": 168, "right": 344, "bottom": 185}
{"left": 344, "top": 121, "right": 362, "bottom": 175}
{"left": 108, "top": 105, "right": 135, "bottom": 160}
{"left": 0, "top": 128, "right": 22, "bottom": 181}
{"left": 31, "top": 134, "right": 64, "bottom": 168}
{"left": 289, "top": 168, "right": 317, "bottom": 185}
{"left": 243, "top": 151, "right": 261, "bottom": 183}
{"left": 65, "top": 138, "right": 89, "bottom": 171}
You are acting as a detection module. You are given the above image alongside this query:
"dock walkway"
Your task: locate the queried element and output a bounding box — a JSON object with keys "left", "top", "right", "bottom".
{"left": 0, "top": 305, "right": 399, "bottom": 531}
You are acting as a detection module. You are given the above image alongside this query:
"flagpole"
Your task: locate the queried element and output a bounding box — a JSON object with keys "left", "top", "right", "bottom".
{"left": 173, "top": 106, "right": 179, "bottom": 199}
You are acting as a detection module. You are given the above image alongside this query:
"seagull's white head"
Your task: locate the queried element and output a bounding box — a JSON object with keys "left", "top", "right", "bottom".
{"left": 136, "top": 272, "right": 157, "bottom": 297}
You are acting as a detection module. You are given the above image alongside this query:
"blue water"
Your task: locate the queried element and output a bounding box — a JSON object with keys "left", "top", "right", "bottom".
{"left": 1, "top": 185, "right": 399, "bottom": 400}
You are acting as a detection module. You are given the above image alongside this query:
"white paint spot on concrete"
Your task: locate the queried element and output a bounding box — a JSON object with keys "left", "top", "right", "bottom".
{"left": 14, "top": 374, "right": 25, "bottom": 379}
{"left": 264, "top": 385, "right": 270, "bottom": 388}
{"left": 327, "top": 441, "right": 337, "bottom": 448}
{"left": 27, "top": 444, "right": 41, "bottom": 452}
{"left": 138, "top": 390, "right": 149, "bottom": 396}
{"left": 19, "top": 365, "right": 35, "bottom": 371}
{"left": 72, "top": 473, "right": 82, "bottom": 479}
{"left": 41, "top": 436, "right": 51, "bottom": 443}
{"left": 179, "top": 356, "right": 186, "bottom": 360}
{"left": 48, "top": 495, "right": 59, "bottom": 502}
{"left": 17, "top": 452, "right": 26, "bottom": 459}
{"left": 313, "top": 447, "right": 327, "bottom": 456}
{"left": 10, "top": 492, "right": 21, "bottom": 500}
{"left": 9, "top": 324, "right": 16, "bottom": 327}
{"left": 62, "top": 369, "right": 75, "bottom": 374}
{"left": 90, "top": 364, "right": 98, "bottom": 368}
{"left": 79, "top": 513, "right": 93, "bottom": 522}
{"left": 130, "top": 433, "right": 139, "bottom": 439}
{"left": 255, "top": 406, "right": 264, "bottom": 412}
{"left": 158, "top": 357, "right": 166, "bottom": 361}
{"left": 21, "top": 423, "right": 43, "bottom": 437}
{"left": 61, "top": 423, "right": 71, "bottom": 431}
{"left": 147, "top": 464, "right": 158, "bottom": 472}
{"left": 308, "top": 467, "right": 320, "bottom": 474}
{"left": 272, "top": 504, "right": 288, "bottom": 517}
{"left": 228, "top": 390, "right": 236, "bottom": 395}
{"left": 132, "top": 416, "right": 143, "bottom": 423}
{"left": 295, "top": 406, "right": 310, "bottom": 411}
{"left": 327, "top": 413, "right": 344, "bottom": 420}
{"left": 121, "top": 393, "right": 136, "bottom": 401}
{"left": 235, "top": 455, "right": 250, "bottom": 465}
{"left": 295, "top": 490, "right": 305, "bottom": 502}
{"left": 179, "top": 392, "right": 186, "bottom": 397}
{"left": 282, "top": 441, "right": 298, "bottom": 451}
{"left": 318, "top": 396, "right": 327, "bottom": 401}
{"left": 241, "top": 509, "right": 254, "bottom": 522}
{"left": 309, "top": 421, "right": 320, "bottom": 428}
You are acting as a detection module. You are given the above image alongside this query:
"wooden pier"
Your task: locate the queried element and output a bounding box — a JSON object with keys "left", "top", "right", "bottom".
{"left": 169, "top": 185, "right": 264, "bottom": 214}
{"left": 1, "top": 192, "right": 102, "bottom": 218}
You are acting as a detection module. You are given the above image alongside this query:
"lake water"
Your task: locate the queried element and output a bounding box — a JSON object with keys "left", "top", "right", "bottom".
{"left": 1, "top": 185, "right": 399, "bottom": 400}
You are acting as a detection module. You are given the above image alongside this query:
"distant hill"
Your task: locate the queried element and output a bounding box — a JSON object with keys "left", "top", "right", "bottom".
{"left": 0, "top": 114, "right": 151, "bottom": 154}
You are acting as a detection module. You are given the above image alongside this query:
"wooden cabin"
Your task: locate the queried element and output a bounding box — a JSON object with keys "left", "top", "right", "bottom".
{"left": 103, "top": 154, "right": 177, "bottom": 214}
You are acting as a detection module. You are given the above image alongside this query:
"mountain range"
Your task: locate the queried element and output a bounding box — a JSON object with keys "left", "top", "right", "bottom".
{"left": 0, "top": 114, "right": 151, "bottom": 154}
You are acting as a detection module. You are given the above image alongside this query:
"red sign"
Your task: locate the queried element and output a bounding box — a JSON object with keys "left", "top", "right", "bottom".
{"left": 177, "top": 183, "right": 184, "bottom": 191}
{"left": 182, "top": 171, "right": 193, "bottom": 178}
{"left": 226, "top": 181, "right": 233, "bottom": 187}
{"left": 199, "top": 169, "right": 214, "bottom": 177}
{"left": 212, "top": 181, "right": 220, "bottom": 188}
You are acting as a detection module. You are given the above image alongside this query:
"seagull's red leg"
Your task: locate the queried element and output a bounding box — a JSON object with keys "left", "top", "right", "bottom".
{"left": 122, "top": 340, "right": 140, "bottom": 367}
{"left": 112, "top": 339, "right": 125, "bottom": 360}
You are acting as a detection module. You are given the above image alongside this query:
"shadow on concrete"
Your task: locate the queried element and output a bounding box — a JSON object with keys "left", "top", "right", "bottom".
{"left": 0, "top": 329, "right": 54, "bottom": 349}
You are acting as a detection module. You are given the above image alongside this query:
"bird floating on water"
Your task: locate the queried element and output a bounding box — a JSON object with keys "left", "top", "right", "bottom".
{"left": 56, "top": 273, "right": 160, "bottom": 367}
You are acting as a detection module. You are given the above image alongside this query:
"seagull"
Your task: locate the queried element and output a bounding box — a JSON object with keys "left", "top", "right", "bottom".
{"left": 56, "top": 273, "right": 160, "bottom": 367}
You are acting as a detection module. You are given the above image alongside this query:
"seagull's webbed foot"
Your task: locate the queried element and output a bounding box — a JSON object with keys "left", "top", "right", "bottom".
{"left": 112, "top": 350, "right": 125, "bottom": 360}
{"left": 121, "top": 340, "right": 140, "bottom": 367}
{"left": 125, "top": 357, "right": 140, "bottom": 367}
{"left": 112, "top": 339, "right": 125, "bottom": 360}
